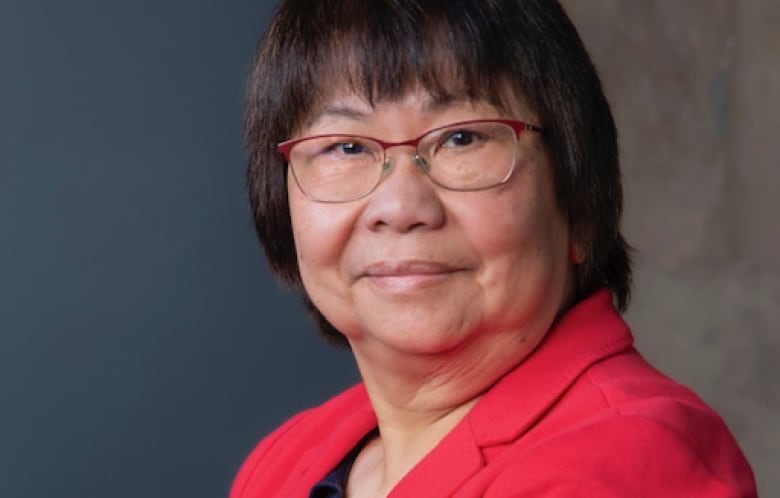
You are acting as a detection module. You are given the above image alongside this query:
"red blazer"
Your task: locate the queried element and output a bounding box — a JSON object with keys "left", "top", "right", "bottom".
{"left": 231, "top": 291, "right": 756, "bottom": 497}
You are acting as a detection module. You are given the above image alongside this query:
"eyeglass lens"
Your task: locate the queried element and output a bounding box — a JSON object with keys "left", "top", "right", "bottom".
{"left": 288, "top": 121, "right": 518, "bottom": 202}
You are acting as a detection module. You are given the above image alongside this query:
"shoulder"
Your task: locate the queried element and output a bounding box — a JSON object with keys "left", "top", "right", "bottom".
{"left": 483, "top": 350, "right": 757, "bottom": 497}
{"left": 229, "top": 384, "right": 374, "bottom": 498}
{"left": 485, "top": 411, "right": 756, "bottom": 497}
{"left": 229, "top": 410, "right": 311, "bottom": 498}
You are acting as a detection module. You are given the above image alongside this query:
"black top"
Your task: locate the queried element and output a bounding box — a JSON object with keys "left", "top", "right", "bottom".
{"left": 309, "top": 428, "right": 379, "bottom": 498}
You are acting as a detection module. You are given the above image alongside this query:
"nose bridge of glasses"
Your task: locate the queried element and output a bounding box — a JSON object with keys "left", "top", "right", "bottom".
{"left": 379, "top": 134, "right": 429, "bottom": 175}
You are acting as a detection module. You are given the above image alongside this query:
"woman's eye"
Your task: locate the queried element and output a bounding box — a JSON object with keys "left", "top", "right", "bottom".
{"left": 443, "top": 130, "right": 481, "bottom": 147}
{"left": 326, "top": 141, "right": 365, "bottom": 155}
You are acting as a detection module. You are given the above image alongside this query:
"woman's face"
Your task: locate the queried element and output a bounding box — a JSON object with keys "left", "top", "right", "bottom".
{"left": 288, "top": 89, "right": 576, "bottom": 359}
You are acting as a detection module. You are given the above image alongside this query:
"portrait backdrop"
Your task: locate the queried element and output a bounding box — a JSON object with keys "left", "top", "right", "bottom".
{"left": 0, "top": 1, "right": 358, "bottom": 497}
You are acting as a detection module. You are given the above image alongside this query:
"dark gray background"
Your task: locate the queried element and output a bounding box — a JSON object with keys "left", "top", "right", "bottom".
{"left": 1, "top": 1, "right": 357, "bottom": 497}
{"left": 2, "top": 1, "right": 778, "bottom": 497}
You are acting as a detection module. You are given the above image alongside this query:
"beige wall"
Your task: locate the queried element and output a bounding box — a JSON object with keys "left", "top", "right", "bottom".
{"left": 560, "top": 1, "right": 780, "bottom": 495}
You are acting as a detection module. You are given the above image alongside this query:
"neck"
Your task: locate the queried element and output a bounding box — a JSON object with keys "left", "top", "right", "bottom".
{"left": 346, "top": 330, "right": 541, "bottom": 494}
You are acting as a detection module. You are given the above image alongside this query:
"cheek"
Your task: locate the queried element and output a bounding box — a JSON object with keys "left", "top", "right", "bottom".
{"left": 466, "top": 172, "right": 571, "bottom": 293}
{"left": 287, "top": 181, "right": 355, "bottom": 291}
{"left": 469, "top": 194, "right": 556, "bottom": 259}
{"left": 288, "top": 187, "right": 366, "bottom": 335}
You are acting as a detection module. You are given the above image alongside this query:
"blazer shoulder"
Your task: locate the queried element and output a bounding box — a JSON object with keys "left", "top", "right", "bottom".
{"left": 483, "top": 406, "right": 757, "bottom": 497}
{"left": 229, "top": 383, "right": 371, "bottom": 498}
{"left": 229, "top": 409, "right": 312, "bottom": 498}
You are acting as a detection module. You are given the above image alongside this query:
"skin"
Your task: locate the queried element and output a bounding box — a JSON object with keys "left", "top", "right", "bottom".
{"left": 288, "top": 89, "right": 578, "bottom": 497}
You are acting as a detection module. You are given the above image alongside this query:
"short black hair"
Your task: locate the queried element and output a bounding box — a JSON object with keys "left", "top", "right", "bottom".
{"left": 245, "top": 0, "right": 632, "bottom": 346}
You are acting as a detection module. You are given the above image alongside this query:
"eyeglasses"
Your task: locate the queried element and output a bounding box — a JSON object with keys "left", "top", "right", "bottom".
{"left": 277, "top": 119, "right": 544, "bottom": 203}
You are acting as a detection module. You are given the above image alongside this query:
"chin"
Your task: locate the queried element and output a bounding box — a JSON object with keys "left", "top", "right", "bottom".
{"left": 349, "top": 316, "right": 480, "bottom": 355}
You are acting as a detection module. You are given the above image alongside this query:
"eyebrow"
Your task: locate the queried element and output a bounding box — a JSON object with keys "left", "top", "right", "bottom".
{"left": 425, "top": 93, "right": 471, "bottom": 112}
{"left": 305, "top": 93, "right": 475, "bottom": 130}
{"left": 313, "top": 104, "right": 369, "bottom": 122}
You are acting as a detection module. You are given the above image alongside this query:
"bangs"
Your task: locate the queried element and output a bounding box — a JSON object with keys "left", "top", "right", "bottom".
{"left": 270, "top": 0, "right": 519, "bottom": 136}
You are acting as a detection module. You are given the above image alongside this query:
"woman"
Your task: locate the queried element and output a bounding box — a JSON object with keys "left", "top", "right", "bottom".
{"left": 232, "top": 0, "right": 756, "bottom": 496}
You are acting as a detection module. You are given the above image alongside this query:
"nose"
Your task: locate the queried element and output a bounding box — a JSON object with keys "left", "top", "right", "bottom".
{"left": 360, "top": 148, "right": 445, "bottom": 233}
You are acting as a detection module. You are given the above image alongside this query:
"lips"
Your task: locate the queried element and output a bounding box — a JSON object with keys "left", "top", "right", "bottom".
{"left": 359, "top": 261, "right": 464, "bottom": 292}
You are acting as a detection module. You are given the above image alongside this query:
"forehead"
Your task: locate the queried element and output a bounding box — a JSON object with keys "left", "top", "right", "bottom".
{"left": 303, "top": 90, "right": 486, "bottom": 124}
{"left": 294, "top": 82, "right": 533, "bottom": 136}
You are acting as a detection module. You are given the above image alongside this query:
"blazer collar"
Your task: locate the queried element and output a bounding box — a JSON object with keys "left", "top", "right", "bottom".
{"left": 467, "top": 289, "right": 633, "bottom": 446}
